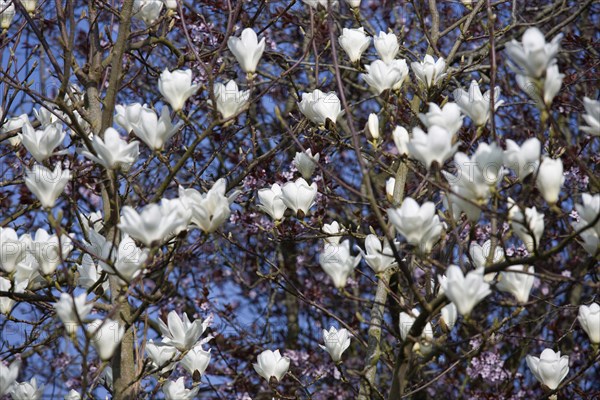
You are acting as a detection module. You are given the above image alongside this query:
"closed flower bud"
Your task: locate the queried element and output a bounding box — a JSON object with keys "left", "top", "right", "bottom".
{"left": 181, "top": 345, "right": 211, "bottom": 378}
{"left": 361, "top": 59, "right": 409, "bottom": 94}
{"left": 440, "top": 303, "right": 458, "bottom": 331}
{"left": 253, "top": 349, "right": 290, "bottom": 382}
{"left": 293, "top": 149, "right": 320, "bottom": 180}
{"left": 536, "top": 156, "right": 564, "bottom": 204}
{"left": 213, "top": 80, "right": 250, "bottom": 120}
{"left": 578, "top": 303, "right": 600, "bottom": 344}
{"left": 87, "top": 318, "right": 125, "bottom": 361}
{"left": 374, "top": 31, "right": 399, "bottom": 64}
{"left": 280, "top": 178, "right": 318, "bottom": 216}
{"left": 257, "top": 183, "right": 287, "bottom": 221}
{"left": 365, "top": 113, "right": 380, "bottom": 140}
{"left": 338, "top": 27, "right": 371, "bottom": 63}
{"left": 227, "top": 28, "right": 266, "bottom": 74}
{"left": 392, "top": 126, "right": 410, "bottom": 156}
{"left": 0, "top": 1, "right": 15, "bottom": 30}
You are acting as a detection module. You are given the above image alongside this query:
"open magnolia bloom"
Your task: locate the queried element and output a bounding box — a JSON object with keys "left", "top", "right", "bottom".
{"left": 509, "top": 203, "right": 545, "bottom": 253}
{"left": 87, "top": 318, "right": 125, "bottom": 361}
{"left": 179, "top": 178, "right": 239, "bottom": 233}
{"left": 293, "top": 149, "right": 320, "bottom": 180}
{"left": 0, "top": 113, "right": 28, "bottom": 146}
{"left": 361, "top": 59, "right": 409, "bottom": 94}
{"left": 338, "top": 27, "right": 371, "bottom": 63}
{"left": 374, "top": 31, "right": 399, "bottom": 64}
{"left": 439, "top": 265, "right": 491, "bottom": 316}
{"left": 469, "top": 240, "right": 504, "bottom": 281}
{"left": 387, "top": 197, "right": 443, "bottom": 254}
{"left": 505, "top": 27, "right": 562, "bottom": 78}
{"left": 359, "top": 234, "right": 398, "bottom": 274}
{"left": 453, "top": 80, "right": 503, "bottom": 127}
{"left": 322, "top": 221, "right": 344, "bottom": 245}
{"left": 133, "top": 0, "right": 163, "bottom": 25}
{"left": 302, "top": 0, "right": 339, "bottom": 9}
{"left": 181, "top": 344, "right": 211, "bottom": 377}
{"left": 399, "top": 308, "right": 433, "bottom": 342}
{"left": 503, "top": 138, "right": 541, "bottom": 180}
{"left": 419, "top": 102, "right": 463, "bottom": 136}
{"left": 227, "top": 27, "right": 265, "bottom": 74}
{"left": 213, "top": 80, "right": 250, "bottom": 120}
{"left": 571, "top": 193, "right": 600, "bottom": 255}
{"left": 0, "top": 360, "right": 19, "bottom": 396}
{"left": 0, "top": 227, "right": 28, "bottom": 273}
{"left": 9, "top": 378, "right": 44, "bottom": 400}
{"left": 411, "top": 55, "right": 446, "bottom": 88}
{"left": 53, "top": 293, "right": 93, "bottom": 327}
{"left": 20, "top": 122, "right": 66, "bottom": 162}
{"left": 496, "top": 265, "right": 535, "bottom": 304}
{"left": 407, "top": 126, "right": 458, "bottom": 170}
{"left": 280, "top": 177, "right": 318, "bottom": 216}
{"left": 80, "top": 128, "right": 139, "bottom": 171}
{"left": 77, "top": 254, "right": 109, "bottom": 292}
{"left": 0, "top": 277, "right": 27, "bottom": 315}
{"left": 298, "top": 89, "right": 343, "bottom": 126}
{"left": 580, "top": 97, "right": 600, "bottom": 136}
{"left": 158, "top": 310, "right": 208, "bottom": 351}
{"left": 30, "top": 228, "right": 73, "bottom": 275}
{"left": 162, "top": 377, "right": 199, "bottom": 400}
{"left": 257, "top": 183, "right": 287, "bottom": 221}
{"left": 526, "top": 348, "right": 569, "bottom": 390}
{"left": 25, "top": 164, "right": 71, "bottom": 209}
{"left": 319, "top": 240, "right": 362, "bottom": 288}
{"left": 115, "top": 103, "right": 146, "bottom": 133}
{"left": 145, "top": 339, "right": 179, "bottom": 373}
{"left": 158, "top": 69, "right": 199, "bottom": 111}
{"left": 319, "top": 326, "right": 351, "bottom": 362}
{"left": 131, "top": 106, "right": 183, "bottom": 150}
{"left": 253, "top": 349, "right": 290, "bottom": 382}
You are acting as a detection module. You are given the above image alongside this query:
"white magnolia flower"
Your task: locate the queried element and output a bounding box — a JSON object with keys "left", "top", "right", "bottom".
{"left": 469, "top": 240, "right": 504, "bottom": 281}
{"left": 453, "top": 80, "right": 503, "bottom": 126}
{"left": 181, "top": 345, "right": 211, "bottom": 377}
{"left": 407, "top": 126, "right": 458, "bottom": 170}
{"left": 88, "top": 318, "right": 125, "bottom": 360}
{"left": 572, "top": 193, "right": 600, "bottom": 255}
{"left": 338, "top": 27, "right": 371, "bottom": 63}
{"left": 503, "top": 138, "right": 541, "bottom": 180}
{"left": 158, "top": 310, "right": 207, "bottom": 351}
{"left": 118, "top": 201, "right": 189, "bottom": 246}
{"left": 361, "top": 59, "right": 409, "bottom": 94}
{"left": 25, "top": 164, "right": 71, "bottom": 209}
{"left": 387, "top": 197, "right": 442, "bottom": 254}
{"left": 227, "top": 28, "right": 266, "bottom": 74}
{"left": 505, "top": 27, "right": 562, "bottom": 78}
{"left": 322, "top": 221, "right": 344, "bottom": 245}
{"left": 20, "top": 122, "right": 65, "bottom": 162}
{"left": 374, "top": 31, "right": 399, "bottom": 64}
{"left": 302, "top": 0, "right": 339, "bottom": 9}
{"left": 509, "top": 204, "right": 545, "bottom": 253}
{"left": 80, "top": 128, "right": 139, "bottom": 171}
{"left": 0, "top": 359, "right": 20, "bottom": 396}
{"left": 257, "top": 183, "right": 287, "bottom": 221}
{"left": 419, "top": 102, "right": 463, "bottom": 136}
{"left": 411, "top": 55, "right": 446, "bottom": 87}
{"left": 298, "top": 89, "right": 343, "bottom": 126}
{"left": 440, "top": 303, "right": 458, "bottom": 331}
{"left": 77, "top": 254, "right": 109, "bottom": 292}
{"left": 578, "top": 303, "right": 600, "bottom": 344}
{"left": 133, "top": 0, "right": 163, "bottom": 25}
{"left": 253, "top": 349, "right": 290, "bottom": 382}
{"left": 115, "top": 103, "right": 146, "bottom": 133}
{"left": 0, "top": 113, "right": 28, "bottom": 146}
{"left": 64, "top": 389, "right": 81, "bottom": 400}
{"left": 496, "top": 265, "right": 535, "bottom": 304}
{"left": 543, "top": 64, "right": 564, "bottom": 105}
{"left": 30, "top": 228, "right": 73, "bottom": 275}
{"left": 580, "top": 97, "right": 600, "bottom": 136}
{"left": 53, "top": 293, "right": 93, "bottom": 327}
{"left": 280, "top": 178, "right": 318, "bottom": 216}
{"left": 473, "top": 142, "right": 505, "bottom": 186}
{"left": 0, "top": 227, "right": 28, "bottom": 273}
{"left": 439, "top": 265, "right": 491, "bottom": 316}
{"left": 179, "top": 179, "right": 239, "bottom": 233}
{"left": 360, "top": 234, "right": 397, "bottom": 274}
{"left": 33, "top": 105, "right": 61, "bottom": 128}
{"left": 0, "top": 277, "right": 27, "bottom": 315}
{"left": 213, "top": 80, "right": 250, "bottom": 120}
{"left": 319, "top": 326, "right": 351, "bottom": 362}
{"left": 162, "top": 377, "right": 199, "bottom": 400}
{"left": 526, "top": 348, "right": 569, "bottom": 390}
{"left": 13, "top": 253, "right": 43, "bottom": 290}
{"left": 293, "top": 149, "right": 320, "bottom": 180}
{"left": 9, "top": 378, "right": 43, "bottom": 400}
{"left": 163, "top": 0, "right": 177, "bottom": 9}
{"left": 319, "top": 240, "right": 361, "bottom": 288}
{"left": 344, "top": 0, "right": 360, "bottom": 7}
{"left": 392, "top": 126, "right": 410, "bottom": 156}
{"left": 131, "top": 106, "right": 183, "bottom": 150}
{"left": 536, "top": 157, "right": 564, "bottom": 204}
{"left": 158, "top": 69, "right": 199, "bottom": 111}
{"left": 0, "top": 1, "right": 16, "bottom": 30}
{"left": 399, "top": 308, "right": 433, "bottom": 342}
{"left": 145, "top": 339, "right": 179, "bottom": 372}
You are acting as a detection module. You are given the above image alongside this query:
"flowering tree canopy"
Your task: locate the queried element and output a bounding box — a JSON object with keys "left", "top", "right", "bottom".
{"left": 0, "top": 0, "right": 599, "bottom": 399}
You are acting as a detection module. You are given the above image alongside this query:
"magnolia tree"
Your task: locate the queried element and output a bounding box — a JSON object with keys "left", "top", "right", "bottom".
{"left": 0, "top": 0, "right": 598, "bottom": 399}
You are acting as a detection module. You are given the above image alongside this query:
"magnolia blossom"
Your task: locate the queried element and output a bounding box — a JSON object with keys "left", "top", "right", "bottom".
{"left": 0, "top": 1, "right": 15, "bottom": 30}
{"left": 526, "top": 348, "right": 569, "bottom": 390}
{"left": 131, "top": 107, "right": 183, "bottom": 150}
{"left": 439, "top": 265, "right": 491, "bottom": 316}
{"left": 578, "top": 303, "right": 600, "bottom": 344}
{"left": 159, "top": 310, "right": 207, "bottom": 351}
{"left": 53, "top": 293, "right": 93, "bottom": 327}
{"left": 77, "top": 254, "right": 109, "bottom": 292}
{"left": 374, "top": 31, "right": 399, "bottom": 63}
{"left": 322, "top": 221, "right": 344, "bottom": 245}
{"left": 162, "top": 377, "right": 199, "bottom": 400}
{"left": 0, "top": 359, "right": 19, "bottom": 396}
{"left": 118, "top": 201, "right": 189, "bottom": 246}
{"left": 399, "top": 308, "right": 433, "bottom": 342}
{"left": 213, "top": 80, "right": 250, "bottom": 120}
{"left": 344, "top": 0, "right": 360, "bottom": 7}
{"left": 181, "top": 345, "right": 211, "bottom": 377}
{"left": 227, "top": 28, "right": 265, "bottom": 74}
{"left": 158, "top": 69, "right": 199, "bottom": 111}
{"left": 411, "top": 55, "right": 446, "bottom": 87}
{"left": 302, "top": 0, "right": 339, "bottom": 9}
{"left": 509, "top": 204, "right": 545, "bottom": 253}
{"left": 505, "top": 27, "right": 562, "bottom": 78}
{"left": 0, "top": 227, "right": 28, "bottom": 273}
{"left": 64, "top": 390, "right": 81, "bottom": 400}
{"left": 319, "top": 326, "right": 351, "bottom": 362}
{"left": 115, "top": 103, "right": 145, "bottom": 133}
{"left": 408, "top": 126, "right": 458, "bottom": 170}
{"left": 145, "top": 340, "right": 179, "bottom": 372}
{"left": 338, "top": 27, "right": 371, "bottom": 63}
{"left": 419, "top": 102, "right": 463, "bottom": 136}
{"left": 454, "top": 81, "right": 503, "bottom": 126}
{"left": 392, "top": 126, "right": 409, "bottom": 156}
{"left": 293, "top": 149, "right": 320, "bottom": 180}
{"left": 469, "top": 240, "right": 504, "bottom": 281}
{"left": 571, "top": 193, "right": 600, "bottom": 255}
{"left": 387, "top": 197, "right": 442, "bottom": 254}
{"left": 88, "top": 318, "right": 125, "bottom": 360}
{"left": 543, "top": 65, "right": 564, "bottom": 105}
{"left": 280, "top": 178, "right": 318, "bottom": 216}
{"left": 30, "top": 228, "right": 73, "bottom": 275}
{"left": 20, "top": 122, "right": 65, "bottom": 162}
{"left": 473, "top": 141, "right": 505, "bottom": 186}
{"left": 298, "top": 89, "right": 343, "bottom": 126}
{"left": 361, "top": 59, "right": 409, "bottom": 94}
{"left": 0, "top": 277, "right": 27, "bottom": 315}
{"left": 359, "top": 234, "right": 397, "bottom": 274}
{"left": 179, "top": 179, "right": 239, "bottom": 233}
{"left": 257, "top": 184, "right": 287, "bottom": 221}
{"left": 319, "top": 240, "right": 361, "bottom": 288}
{"left": 536, "top": 157, "right": 564, "bottom": 204}
{"left": 365, "top": 113, "right": 379, "bottom": 140}
{"left": 80, "top": 128, "right": 139, "bottom": 171}
{"left": 253, "top": 349, "right": 290, "bottom": 382}
{"left": 580, "top": 97, "right": 600, "bottom": 136}
{"left": 25, "top": 164, "right": 71, "bottom": 209}
{"left": 33, "top": 104, "right": 61, "bottom": 128}
{"left": 9, "top": 378, "right": 43, "bottom": 400}
{"left": 0, "top": 113, "right": 28, "bottom": 146}
{"left": 503, "top": 138, "right": 541, "bottom": 180}
{"left": 496, "top": 265, "right": 535, "bottom": 304}
{"left": 163, "top": 0, "right": 177, "bottom": 9}
{"left": 440, "top": 303, "right": 458, "bottom": 331}
{"left": 133, "top": 0, "right": 163, "bottom": 25}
